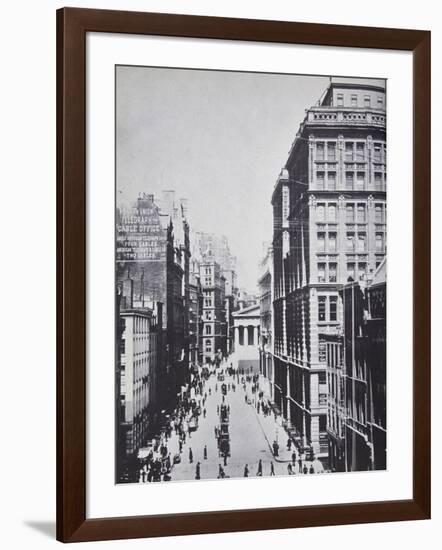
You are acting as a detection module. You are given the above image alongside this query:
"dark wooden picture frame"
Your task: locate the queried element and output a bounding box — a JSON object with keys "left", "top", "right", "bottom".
{"left": 57, "top": 7, "right": 431, "bottom": 543}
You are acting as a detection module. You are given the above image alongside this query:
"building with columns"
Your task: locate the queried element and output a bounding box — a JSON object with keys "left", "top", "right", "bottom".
{"left": 271, "top": 80, "right": 386, "bottom": 463}
{"left": 232, "top": 304, "right": 260, "bottom": 373}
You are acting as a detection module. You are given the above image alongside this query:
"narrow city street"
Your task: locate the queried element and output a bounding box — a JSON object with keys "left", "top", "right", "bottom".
{"left": 135, "top": 357, "right": 324, "bottom": 484}
{"left": 171, "top": 368, "right": 286, "bottom": 481}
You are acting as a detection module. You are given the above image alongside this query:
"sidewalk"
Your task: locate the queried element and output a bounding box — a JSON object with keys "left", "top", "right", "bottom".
{"left": 248, "top": 396, "right": 293, "bottom": 463}
{"left": 243, "top": 380, "right": 326, "bottom": 473}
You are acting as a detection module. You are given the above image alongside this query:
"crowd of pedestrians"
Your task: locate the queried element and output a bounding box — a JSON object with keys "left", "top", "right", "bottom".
{"left": 135, "top": 355, "right": 322, "bottom": 483}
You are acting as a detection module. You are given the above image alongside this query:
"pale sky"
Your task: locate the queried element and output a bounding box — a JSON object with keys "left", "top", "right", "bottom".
{"left": 116, "top": 66, "right": 383, "bottom": 291}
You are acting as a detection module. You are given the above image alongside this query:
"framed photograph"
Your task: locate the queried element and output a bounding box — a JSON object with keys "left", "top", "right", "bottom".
{"left": 57, "top": 7, "right": 431, "bottom": 543}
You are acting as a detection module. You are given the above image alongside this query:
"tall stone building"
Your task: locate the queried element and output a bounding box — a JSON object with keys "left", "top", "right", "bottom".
{"left": 199, "top": 253, "right": 226, "bottom": 363}
{"left": 327, "top": 259, "right": 387, "bottom": 471}
{"left": 188, "top": 247, "right": 203, "bottom": 367}
{"left": 116, "top": 273, "right": 163, "bottom": 482}
{"left": 116, "top": 191, "right": 191, "bottom": 412}
{"left": 194, "top": 232, "right": 238, "bottom": 357}
{"left": 271, "top": 81, "right": 387, "bottom": 461}
{"left": 258, "top": 243, "right": 274, "bottom": 399}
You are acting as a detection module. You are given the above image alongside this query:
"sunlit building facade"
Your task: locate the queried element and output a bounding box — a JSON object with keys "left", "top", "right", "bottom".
{"left": 271, "top": 81, "right": 387, "bottom": 461}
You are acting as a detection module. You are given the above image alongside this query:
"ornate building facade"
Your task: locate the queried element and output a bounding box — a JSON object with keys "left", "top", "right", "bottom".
{"left": 199, "top": 254, "right": 227, "bottom": 363}
{"left": 271, "top": 81, "right": 387, "bottom": 461}
{"left": 116, "top": 191, "right": 191, "bottom": 414}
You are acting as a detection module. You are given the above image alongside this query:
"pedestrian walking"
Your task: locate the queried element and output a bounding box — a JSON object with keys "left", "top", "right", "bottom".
{"left": 195, "top": 462, "right": 201, "bottom": 480}
{"left": 203, "top": 407, "right": 206, "bottom": 418}
{"left": 189, "top": 447, "right": 193, "bottom": 464}
{"left": 179, "top": 439, "right": 183, "bottom": 453}
{"left": 272, "top": 440, "right": 279, "bottom": 457}
{"left": 270, "top": 462, "right": 275, "bottom": 476}
{"left": 141, "top": 469, "right": 146, "bottom": 483}
{"left": 298, "top": 457, "right": 303, "bottom": 473}
{"left": 257, "top": 459, "right": 263, "bottom": 476}
{"left": 287, "top": 463, "right": 293, "bottom": 475}
{"left": 287, "top": 438, "right": 292, "bottom": 450}
{"left": 218, "top": 464, "right": 225, "bottom": 479}
{"left": 204, "top": 445, "right": 208, "bottom": 460}
{"left": 292, "top": 450, "right": 297, "bottom": 464}
{"left": 244, "top": 464, "right": 249, "bottom": 477}
{"left": 223, "top": 453, "right": 228, "bottom": 466}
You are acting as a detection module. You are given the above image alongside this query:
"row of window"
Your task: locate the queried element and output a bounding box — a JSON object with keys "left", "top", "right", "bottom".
{"left": 316, "top": 202, "right": 386, "bottom": 223}
{"left": 318, "top": 295, "right": 338, "bottom": 322}
{"left": 317, "top": 261, "right": 380, "bottom": 284}
{"left": 315, "top": 170, "right": 385, "bottom": 191}
{"left": 315, "top": 141, "right": 386, "bottom": 163}
{"left": 335, "top": 93, "right": 384, "bottom": 109}
{"left": 317, "top": 231, "right": 385, "bottom": 253}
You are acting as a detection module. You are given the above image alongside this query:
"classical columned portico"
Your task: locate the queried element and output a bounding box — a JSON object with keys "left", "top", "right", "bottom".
{"left": 232, "top": 304, "right": 260, "bottom": 373}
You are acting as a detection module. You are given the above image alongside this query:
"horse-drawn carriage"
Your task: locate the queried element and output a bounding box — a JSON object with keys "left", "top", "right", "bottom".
{"left": 220, "top": 403, "right": 229, "bottom": 422}
{"left": 217, "top": 421, "right": 230, "bottom": 457}
{"left": 188, "top": 416, "right": 198, "bottom": 432}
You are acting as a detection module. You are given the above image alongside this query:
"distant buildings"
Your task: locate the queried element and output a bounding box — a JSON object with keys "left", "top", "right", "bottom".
{"left": 237, "top": 288, "right": 258, "bottom": 310}
{"left": 194, "top": 232, "right": 238, "bottom": 354}
{"left": 188, "top": 252, "right": 203, "bottom": 367}
{"left": 258, "top": 243, "right": 274, "bottom": 399}
{"left": 270, "top": 81, "right": 387, "bottom": 462}
{"left": 199, "top": 254, "right": 227, "bottom": 363}
{"left": 115, "top": 192, "right": 241, "bottom": 476}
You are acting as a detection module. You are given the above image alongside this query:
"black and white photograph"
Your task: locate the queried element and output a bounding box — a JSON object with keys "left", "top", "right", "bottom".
{"left": 115, "top": 66, "right": 387, "bottom": 484}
